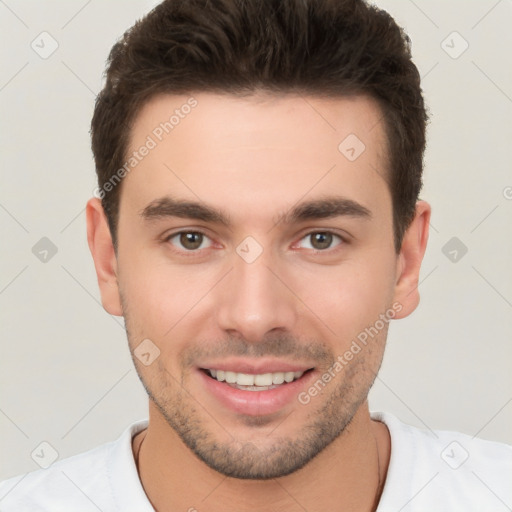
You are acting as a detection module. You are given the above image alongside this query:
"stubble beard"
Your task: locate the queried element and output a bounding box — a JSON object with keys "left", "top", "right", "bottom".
{"left": 128, "top": 338, "right": 383, "bottom": 479}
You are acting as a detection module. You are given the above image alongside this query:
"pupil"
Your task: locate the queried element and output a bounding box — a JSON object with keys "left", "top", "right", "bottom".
{"left": 180, "top": 232, "right": 202, "bottom": 250}
{"left": 312, "top": 232, "right": 332, "bottom": 250}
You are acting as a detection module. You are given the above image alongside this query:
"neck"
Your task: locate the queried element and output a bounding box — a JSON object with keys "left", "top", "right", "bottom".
{"left": 134, "top": 401, "right": 390, "bottom": 512}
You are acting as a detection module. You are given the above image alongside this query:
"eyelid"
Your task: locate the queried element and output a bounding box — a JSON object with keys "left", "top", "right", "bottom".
{"left": 293, "top": 229, "right": 349, "bottom": 250}
{"left": 163, "top": 228, "right": 216, "bottom": 254}
{"left": 162, "top": 226, "right": 212, "bottom": 241}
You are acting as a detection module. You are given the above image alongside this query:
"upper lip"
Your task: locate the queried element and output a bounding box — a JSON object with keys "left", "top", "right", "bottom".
{"left": 198, "top": 358, "right": 314, "bottom": 374}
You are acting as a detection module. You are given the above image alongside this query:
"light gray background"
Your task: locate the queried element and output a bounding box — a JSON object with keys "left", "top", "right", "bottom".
{"left": 0, "top": 0, "right": 511, "bottom": 481}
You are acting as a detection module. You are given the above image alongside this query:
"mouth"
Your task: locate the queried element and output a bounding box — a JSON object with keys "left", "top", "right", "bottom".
{"left": 202, "top": 368, "right": 310, "bottom": 391}
{"left": 198, "top": 365, "right": 316, "bottom": 416}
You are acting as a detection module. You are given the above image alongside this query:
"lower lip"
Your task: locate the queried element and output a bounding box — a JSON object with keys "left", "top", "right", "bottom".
{"left": 198, "top": 369, "right": 315, "bottom": 417}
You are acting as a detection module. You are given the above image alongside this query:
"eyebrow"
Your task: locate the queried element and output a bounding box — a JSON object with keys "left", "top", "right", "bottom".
{"left": 276, "top": 196, "right": 372, "bottom": 225}
{"left": 140, "top": 197, "right": 231, "bottom": 226}
{"left": 140, "top": 195, "right": 372, "bottom": 227}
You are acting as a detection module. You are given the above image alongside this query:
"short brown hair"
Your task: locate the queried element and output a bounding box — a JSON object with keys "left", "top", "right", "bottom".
{"left": 91, "top": 0, "right": 428, "bottom": 253}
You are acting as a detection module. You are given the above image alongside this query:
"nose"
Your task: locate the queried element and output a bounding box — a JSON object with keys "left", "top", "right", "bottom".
{"left": 215, "top": 248, "right": 298, "bottom": 343}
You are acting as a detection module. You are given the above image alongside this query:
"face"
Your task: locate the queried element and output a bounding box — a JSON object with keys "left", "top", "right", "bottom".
{"left": 90, "top": 92, "right": 425, "bottom": 479}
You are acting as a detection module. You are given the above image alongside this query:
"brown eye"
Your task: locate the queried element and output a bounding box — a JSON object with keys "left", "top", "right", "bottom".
{"left": 298, "top": 232, "right": 342, "bottom": 251}
{"left": 180, "top": 232, "right": 203, "bottom": 250}
{"left": 310, "top": 232, "right": 332, "bottom": 250}
{"left": 168, "top": 231, "right": 211, "bottom": 251}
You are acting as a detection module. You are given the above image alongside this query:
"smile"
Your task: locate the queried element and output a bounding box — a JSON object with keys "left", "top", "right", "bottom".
{"left": 197, "top": 359, "right": 316, "bottom": 416}
{"left": 206, "top": 369, "right": 306, "bottom": 390}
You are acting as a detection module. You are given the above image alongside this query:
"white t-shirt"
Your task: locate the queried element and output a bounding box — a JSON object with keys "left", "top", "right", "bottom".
{"left": 1, "top": 412, "right": 510, "bottom": 511}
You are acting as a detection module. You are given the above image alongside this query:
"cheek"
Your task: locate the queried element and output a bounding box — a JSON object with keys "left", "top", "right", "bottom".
{"left": 119, "top": 256, "right": 216, "bottom": 348}
{"left": 289, "top": 253, "right": 396, "bottom": 342}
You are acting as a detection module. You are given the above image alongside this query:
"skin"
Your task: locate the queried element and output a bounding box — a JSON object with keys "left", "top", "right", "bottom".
{"left": 87, "top": 92, "right": 430, "bottom": 511}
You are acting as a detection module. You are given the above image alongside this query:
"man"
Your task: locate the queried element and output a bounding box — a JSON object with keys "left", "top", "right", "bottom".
{"left": 1, "top": 0, "right": 510, "bottom": 510}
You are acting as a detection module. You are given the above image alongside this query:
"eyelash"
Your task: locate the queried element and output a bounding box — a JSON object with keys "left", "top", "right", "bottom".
{"left": 163, "top": 229, "right": 347, "bottom": 256}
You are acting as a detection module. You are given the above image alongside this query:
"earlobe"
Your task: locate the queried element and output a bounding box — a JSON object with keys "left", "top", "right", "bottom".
{"left": 392, "top": 200, "right": 431, "bottom": 319}
{"left": 86, "top": 198, "right": 123, "bottom": 316}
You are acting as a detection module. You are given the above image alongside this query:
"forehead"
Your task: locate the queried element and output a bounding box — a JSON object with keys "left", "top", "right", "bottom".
{"left": 121, "top": 92, "right": 391, "bottom": 226}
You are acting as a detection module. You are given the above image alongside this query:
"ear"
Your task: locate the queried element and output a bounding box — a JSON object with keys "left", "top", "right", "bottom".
{"left": 86, "top": 198, "right": 123, "bottom": 316}
{"left": 392, "top": 200, "right": 431, "bottom": 319}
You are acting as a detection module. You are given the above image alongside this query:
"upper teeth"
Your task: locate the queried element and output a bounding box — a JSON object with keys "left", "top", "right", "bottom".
{"left": 209, "top": 369, "right": 304, "bottom": 386}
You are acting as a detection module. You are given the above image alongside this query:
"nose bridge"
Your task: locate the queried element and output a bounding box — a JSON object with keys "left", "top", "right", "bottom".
{"left": 215, "top": 246, "right": 297, "bottom": 341}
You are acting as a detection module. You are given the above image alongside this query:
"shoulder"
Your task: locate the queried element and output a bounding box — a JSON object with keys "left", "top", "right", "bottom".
{"left": 0, "top": 420, "right": 149, "bottom": 512}
{"left": 372, "top": 411, "right": 512, "bottom": 512}
{"left": 0, "top": 442, "right": 114, "bottom": 511}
